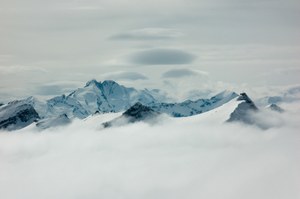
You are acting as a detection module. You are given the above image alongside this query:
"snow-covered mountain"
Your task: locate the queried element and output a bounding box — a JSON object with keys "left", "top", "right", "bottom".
{"left": 227, "top": 93, "right": 258, "bottom": 125}
{"left": 174, "top": 92, "right": 278, "bottom": 129}
{"left": 255, "top": 85, "right": 300, "bottom": 107}
{"left": 0, "top": 79, "right": 251, "bottom": 131}
{"left": 0, "top": 100, "right": 40, "bottom": 131}
{"left": 39, "top": 80, "right": 238, "bottom": 119}
{"left": 45, "top": 80, "right": 158, "bottom": 119}
{"left": 102, "top": 92, "right": 263, "bottom": 128}
{"left": 150, "top": 90, "right": 238, "bottom": 117}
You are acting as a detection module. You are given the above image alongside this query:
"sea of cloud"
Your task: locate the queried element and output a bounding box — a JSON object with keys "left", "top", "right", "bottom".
{"left": 0, "top": 103, "right": 299, "bottom": 199}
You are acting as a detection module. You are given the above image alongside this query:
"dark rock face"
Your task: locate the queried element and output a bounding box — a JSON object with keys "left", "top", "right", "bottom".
{"left": 0, "top": 103, "right": 40, "bottom": 131}
{"left": 268, "top": 104, "right": 284, "bottom": 113}
{"left": 123, "top": 102, "right": 159, "bottom": 120}
{"left": 237, "top": 93, "right": 258, "bottom": 105}
{"left": 227, "top": 93, "right": 258, "bottom": 125}
{"left": 103, "top": 102, "right": 160, "bottom": 128}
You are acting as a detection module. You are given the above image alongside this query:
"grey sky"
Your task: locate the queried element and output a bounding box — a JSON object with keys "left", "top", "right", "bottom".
{"left": 0, "top": 0, "right": 300, "bottom": 101}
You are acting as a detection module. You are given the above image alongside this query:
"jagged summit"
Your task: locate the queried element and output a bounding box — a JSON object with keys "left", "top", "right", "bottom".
{"left": 85, "top": 79, "right": 100, "bottom": 87}
{"left": 61, "top": 79, "right": 158, "bottom": 117}
{"left": 102, "top": 80, "right": 118, "bottom": 86}
{"left": 237, "top": 93, "right": 256, "bottom": 104}
{"left": 102, "top": 102, "right": 160, "bottom": 128}
{"left": 227, "top": 93, "right": 286, "bottom": 129}
{"left": 85, "top": 79, "right": 119, "bottom": 88}
{"left": 227, "top": 92, "right": 258, "bottom": 125}
{"left": 123, "top": 102, "right": 159, "bottom": 119}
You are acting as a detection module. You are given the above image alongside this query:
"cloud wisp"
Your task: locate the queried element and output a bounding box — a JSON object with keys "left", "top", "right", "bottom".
{"left": 34, "top": 81, "right": 81, "bottom": 96}
{"left": 110, "top": 28, "right": 183, "bottom": 41}
{"left": 129, "top": 49, "right": 196, "bottom": 65}
{"left": 162, "top": 69, "right": 208, "bottom": 78}
{"left": 101, "top": 71, "right": 148, "bottom": 81}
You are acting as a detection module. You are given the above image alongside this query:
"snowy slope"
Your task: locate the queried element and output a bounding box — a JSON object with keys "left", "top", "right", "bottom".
{"left": 101, "top": 94, "right": 242, "bottom": 128}
{"left": 150, "top": 90, "right": 238, "bottom": 117}
{"left": 36, "top": 114, "right": 71, "bottom": 129}
{"left": 172, "top": 92, "right": 267, "bottom": 130}
{"left": 47, "top": 94, "right": 89, "bottom": 119}
{"left": 169, "top": 92, "right": 258, "bottom": 127}
{"left": 169, "top": 95, "right": 241, "bottom": 125}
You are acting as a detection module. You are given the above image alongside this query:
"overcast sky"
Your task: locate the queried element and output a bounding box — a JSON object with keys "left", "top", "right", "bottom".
{"left": 1, "top": 0, "right": 300, "bottom": 101}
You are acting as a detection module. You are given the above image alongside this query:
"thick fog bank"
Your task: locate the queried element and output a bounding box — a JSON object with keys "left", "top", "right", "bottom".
{"left": 0, "top": 108, "right": 299, "bottom": 199}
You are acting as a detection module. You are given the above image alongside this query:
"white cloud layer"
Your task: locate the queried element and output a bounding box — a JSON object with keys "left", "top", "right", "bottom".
{"left": 0, "top": 101, "right": 299, "bottom": 199}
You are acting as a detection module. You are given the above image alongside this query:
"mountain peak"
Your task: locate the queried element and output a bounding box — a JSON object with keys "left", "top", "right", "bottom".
{"left": 85, "top": 79, "right": 100, "bottom": 87}
{"left": 85, "top": 79, "right": 120, "bottom": 88}
{"left": 102, "top": 80, "right": 119, "bottom": 87}
{"left": 123, "top": 102, "right": 156, "bottom": 118}
{"left": 268, "top": 103, "right": 284, "bottom": 113}
{"left": 102, "top": 102, "right": 160, "bottom": 128}
{"left": 227, "top": 92, "right": 258, "bottom": 125}
{"left": 237, "top": 92, "right": 254, "bottom": 103}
